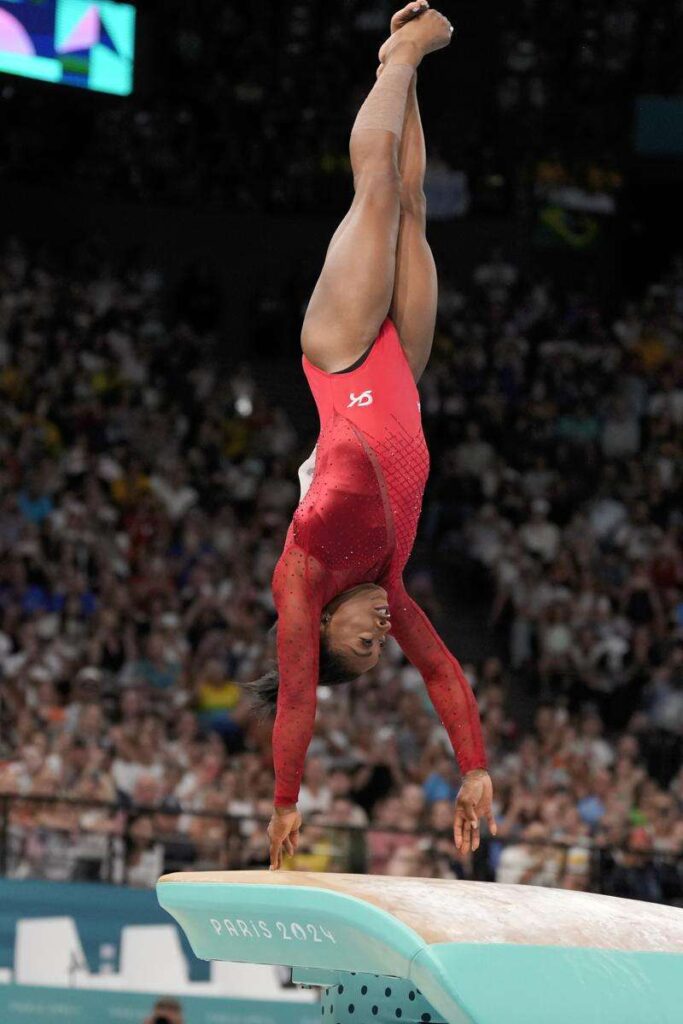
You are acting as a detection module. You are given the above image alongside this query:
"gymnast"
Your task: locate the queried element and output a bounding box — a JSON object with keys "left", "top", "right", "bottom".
{"left": 250, "top": 4, "right": 496, "bottom": 870}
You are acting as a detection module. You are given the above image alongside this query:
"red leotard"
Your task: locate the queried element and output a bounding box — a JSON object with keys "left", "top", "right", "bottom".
{"left": 272, "top": 319, "right": 487, "bottom": 806}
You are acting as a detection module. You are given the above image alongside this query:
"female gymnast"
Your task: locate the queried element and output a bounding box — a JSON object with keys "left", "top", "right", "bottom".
{"left": 256, "top": 4, "right": 496, "bottom": 869}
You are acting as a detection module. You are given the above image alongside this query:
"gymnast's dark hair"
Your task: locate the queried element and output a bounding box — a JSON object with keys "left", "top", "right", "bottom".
{"left": 245, "top": 625, "right": 360, "bottom": 717}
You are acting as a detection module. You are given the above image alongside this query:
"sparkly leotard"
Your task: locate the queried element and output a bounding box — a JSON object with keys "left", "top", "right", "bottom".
{"left": 272, "top": 319, "right": 487, "bottom": 806}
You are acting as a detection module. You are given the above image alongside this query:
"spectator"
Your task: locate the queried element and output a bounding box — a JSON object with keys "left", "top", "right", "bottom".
{"left": 298, "top": 759, "right": 333, "bottom": 818}
{"left": 496, "top": 822, "right": 562, "bottom": 887}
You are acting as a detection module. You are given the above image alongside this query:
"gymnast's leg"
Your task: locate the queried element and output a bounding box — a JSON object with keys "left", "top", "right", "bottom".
{"left": 301, "top": 8, "right": 453, "bottom": 374}
{"left": 391, "top": 62, "right": 439, "bottom": 383}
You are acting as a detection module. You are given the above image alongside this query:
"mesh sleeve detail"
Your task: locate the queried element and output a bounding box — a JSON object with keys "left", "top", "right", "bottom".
{"left": 387, "top": 580, "right": 488, "bottom": 775}
{"left": 271, "top": 545, "right": 326, "bottom": 807}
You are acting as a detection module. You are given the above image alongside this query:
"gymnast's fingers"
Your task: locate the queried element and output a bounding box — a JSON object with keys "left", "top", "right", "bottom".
{"left": 488, "top": 810, "right": 498, "bottom": 837}
{"left": 456, "top": 795, "right": 474, "bottom": 844}
{"left": 267, "top": 821, "right": 283, "bottom": 870}
{"left": 269, "top": 834, "right": 283, "bottom": 870}
{"left": 469, "top": 805, "right": 480, "bottom": 852}
{"left": 454, "top": 807, "right": 465, "bottom": 850}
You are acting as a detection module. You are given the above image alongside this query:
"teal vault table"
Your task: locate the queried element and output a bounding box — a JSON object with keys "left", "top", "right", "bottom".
{"left": 157, "top": 871, "right": 683, "bottom": 1024}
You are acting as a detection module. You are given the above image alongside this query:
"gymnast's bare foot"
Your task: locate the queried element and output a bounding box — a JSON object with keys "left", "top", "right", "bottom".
{"left": 378, "top": 8, "right": 453, "bottom": 68}
{"left": 391, "top": 1, "right": 430, "bottom": 35}
{"left": 376, "top": 1, "right": 429, "bottom": 76}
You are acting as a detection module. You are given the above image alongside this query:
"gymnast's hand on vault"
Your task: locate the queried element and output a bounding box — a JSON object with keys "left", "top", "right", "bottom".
{"left": 454, "top": 769, "right": 497, "bottom": 855}
{"left": 268, "top": 806, "right": 302, "bottom": 870}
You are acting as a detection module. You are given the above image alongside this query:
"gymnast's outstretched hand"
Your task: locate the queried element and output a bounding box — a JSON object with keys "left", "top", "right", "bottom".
{"left": 454, "top": 769, "right": 497, "bottom": 855}
{"left": 268, "top": 805, "right": 302, "bottom": 870}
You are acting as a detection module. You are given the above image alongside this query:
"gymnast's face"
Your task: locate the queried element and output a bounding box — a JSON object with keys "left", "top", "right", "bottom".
{"left": 323, "top": 584, "right": 391, "bottom": 673}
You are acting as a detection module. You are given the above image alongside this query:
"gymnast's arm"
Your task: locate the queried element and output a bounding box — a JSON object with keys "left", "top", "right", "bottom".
{"left": 268, "top": 545, "right": 325, "bottom": 866}
{"left": 386, "top": 578, "right": 496, "bottom": 852}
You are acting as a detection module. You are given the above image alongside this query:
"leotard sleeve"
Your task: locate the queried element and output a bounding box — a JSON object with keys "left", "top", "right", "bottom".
{"left": 271, "top": 544, "right": 326, "bottom": 807}
{"left": 387, "top": 579, "right": 488, "bottom": 775}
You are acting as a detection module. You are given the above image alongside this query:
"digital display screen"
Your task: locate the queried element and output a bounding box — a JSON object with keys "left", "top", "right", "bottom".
{"left": 0, "top": 0, "right": 135, "bottom": 95}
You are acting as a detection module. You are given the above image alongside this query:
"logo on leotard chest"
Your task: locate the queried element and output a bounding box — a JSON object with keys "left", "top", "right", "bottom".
{"left": 348, "top": 390, "right": 374, "bottom": 409}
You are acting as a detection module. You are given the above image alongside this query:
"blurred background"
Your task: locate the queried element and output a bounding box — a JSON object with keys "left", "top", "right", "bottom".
{"left": 0, "top": 0, "right": 681, "bottom": 1017}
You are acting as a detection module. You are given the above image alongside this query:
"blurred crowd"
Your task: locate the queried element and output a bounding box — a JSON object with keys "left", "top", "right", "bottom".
{"left": 2, "top": 0, "right": 681, "bottom": 214}
{"left": 0, "top": 235, "right": 681, "bottom": 904}
{"left": 499, "top": 0, "right": 682, "bottom": 160}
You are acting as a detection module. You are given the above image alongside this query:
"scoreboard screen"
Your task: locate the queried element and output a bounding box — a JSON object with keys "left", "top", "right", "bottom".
{"left": 0, "top": 0, "right": 135, "bottom": 95}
